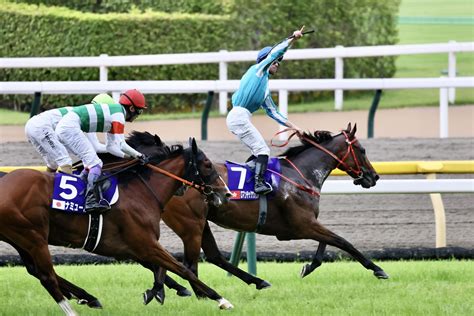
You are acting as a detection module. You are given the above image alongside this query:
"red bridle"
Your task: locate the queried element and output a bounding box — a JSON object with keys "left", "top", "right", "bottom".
{"left": 272, "top": 128, "right": 364, "bottom": 182}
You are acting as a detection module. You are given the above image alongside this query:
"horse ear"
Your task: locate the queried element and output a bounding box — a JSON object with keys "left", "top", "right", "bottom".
{"left": 191, "top": 137, "right": 198, "bottom": 154}
{"left": 350, "top": 123, "right": 357, "bottom": 139}
{"left": 346, "top": 122, "right": 352, "bottom": 133}
{"left": 154, "top": 134, "right": 162, "bottom": 146}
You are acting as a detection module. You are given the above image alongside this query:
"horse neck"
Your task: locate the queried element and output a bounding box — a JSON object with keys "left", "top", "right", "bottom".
{"left": 148, "top": 157, "right": 186, "bottom": 207}
{"left": 289, "top": 142, "right": 342, "bottom": 188}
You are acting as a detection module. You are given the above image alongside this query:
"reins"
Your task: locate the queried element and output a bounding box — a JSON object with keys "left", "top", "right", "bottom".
{"left": 268, "top": 128, "right": 364, "bottom": 196}
{"left": 146, "top": 163, "right": 213, "bottom": 195}
{"left": 94, "top": 154, "right": 213, "bottom": 199}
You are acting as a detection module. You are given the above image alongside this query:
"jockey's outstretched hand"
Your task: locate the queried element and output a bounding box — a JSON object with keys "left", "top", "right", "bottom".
{"left": 292, "top": 26, "right": 305, "bottom": 40}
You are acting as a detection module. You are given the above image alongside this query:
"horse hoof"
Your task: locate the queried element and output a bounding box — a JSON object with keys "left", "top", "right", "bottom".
{"left": 154, "top": 289, "right": 165, "bottom": 305}
{"left": 256, "top": 280, "right": 272, "bottom": 290}
{"left": 374, "top": 270, "right": 389, "bottom": 279}
{"left": 218, "top": 298, "right": 234, "bottom": 310}
{"left": 143, "top": 290, "right": 154, "bottom": 305}
{"left": 176, "top": 288, "right": 192, "bottom": 297}
{"left": 86, "top": 299, "right": 103, "bottom": 309}
{"left": 300, "top": 264, "right": 311, "bottom": 278}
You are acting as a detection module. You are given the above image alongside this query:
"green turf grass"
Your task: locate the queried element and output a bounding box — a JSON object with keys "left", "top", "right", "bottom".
{"left": 0, "top": 260, "right": 473, "bottom": 315}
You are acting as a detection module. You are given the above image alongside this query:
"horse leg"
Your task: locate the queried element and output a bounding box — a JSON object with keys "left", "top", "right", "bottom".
{"left": 11, "top": 242, "right": 102, "bottom": 308}
{"left": 15, "top": 237, "right": 77, "bottom": 315}
{"left": 140, "top": 262, "right": 192, "bottom": 306}
{"left": 300, "top": 242, "right": 327, "bottom": 278}
{"left": 200, "top": 222, "right": 271, "bottom": 290}
{"left": 164, "top": 274, "right": 192, "bottom": 297}
{"left": 304, "top": 220, "right": 389, "bottom": 279}
{"left": 136, "top": 242, "right": 233, "bottom": 309}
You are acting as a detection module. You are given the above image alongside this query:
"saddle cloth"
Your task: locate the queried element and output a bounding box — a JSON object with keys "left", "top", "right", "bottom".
{"left": 51, "top": 172, "right": 119, "bottom": 214}
{"left": 225, "top": 158, "right": 281, "bottom": 200}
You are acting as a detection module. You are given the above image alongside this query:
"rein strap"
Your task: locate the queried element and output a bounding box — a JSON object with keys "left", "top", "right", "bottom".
{"left": 146, "top": 164, "right": 209, "bottom": 194}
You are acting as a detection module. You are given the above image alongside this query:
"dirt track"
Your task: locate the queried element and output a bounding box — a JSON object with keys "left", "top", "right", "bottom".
{"left": 0, "top": 106, "right": 473, "bottom": 261}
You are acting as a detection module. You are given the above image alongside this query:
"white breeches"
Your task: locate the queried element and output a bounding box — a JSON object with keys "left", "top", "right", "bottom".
{"left": 56, "top": 113, "right": 102, "bottom": 169}
{"left": 226, "top": 106, "right": 270, "bottom": 157}
{"left": 25, "top": 116, "right": 72, "bottom": 169}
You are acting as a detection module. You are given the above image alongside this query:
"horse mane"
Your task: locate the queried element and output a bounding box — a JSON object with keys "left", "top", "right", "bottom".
{"left": 280, "top": 130, "right": 334, "bottom": 158}
{"left": 95, "top": 131, "right": 184, "bottom": 184}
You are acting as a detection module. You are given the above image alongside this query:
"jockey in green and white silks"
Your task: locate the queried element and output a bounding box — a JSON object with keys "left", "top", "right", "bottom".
{"left": 226, "top": 28, "right": 305, "bottom": 195}
{"left": 55, "top": 89, "right": 148, "bottom": 211}
{"left": 24, "top": 94, "right": 112, "bottom": 173}
{"left": 56, "top": 90, "right": 146, "bottom": 170}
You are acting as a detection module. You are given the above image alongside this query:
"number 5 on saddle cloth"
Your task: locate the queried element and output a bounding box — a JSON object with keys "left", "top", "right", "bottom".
{"left": 225, "top": 158, "right": 281, "bottom": 200}
{"left": 51, "top": 173, "right": 119, "bottom": 214}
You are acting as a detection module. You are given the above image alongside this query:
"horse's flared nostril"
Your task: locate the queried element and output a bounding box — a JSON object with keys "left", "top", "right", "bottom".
{"left": 375, "top": 174, "right": 380, "bottom": 181}
{"left": 225, "top": 192, "right": 233, "bottom": 198}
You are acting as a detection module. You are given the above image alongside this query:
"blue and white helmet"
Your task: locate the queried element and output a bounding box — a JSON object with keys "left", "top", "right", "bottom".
{"left": 256, "top": 46, "right": 284, "bottom": 64}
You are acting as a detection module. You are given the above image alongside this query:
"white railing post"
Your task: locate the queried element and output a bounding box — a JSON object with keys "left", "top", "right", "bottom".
{"left": 448, "top": 40, "right": 457, "bottom": 104}
{"left": 278, "top": 89, "right": 288, "bottom": 140}
{"left": 439, "top": 87, "right": 449, "bottom": 138}
{"left": 99, "top": 54, "right": 108, "bottom": 82}
{"left": 335, "top": 45, "right": 344, "bottom": 110}
{"left": 219, "top": 50, "right": 228, "bottom": 115}
{"left": 112, "top": 92, "right": 120, "bottom": 102}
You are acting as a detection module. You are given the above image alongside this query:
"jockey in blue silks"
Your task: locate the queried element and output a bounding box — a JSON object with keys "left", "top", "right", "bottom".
{"left": 226, "top": 27, "right": 305, "bottom": 195}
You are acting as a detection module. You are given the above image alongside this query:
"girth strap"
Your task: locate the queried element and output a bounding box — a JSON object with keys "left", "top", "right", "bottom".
{"left": 256, "top": 195, "right": 268, "bottom": 232}
{"left": 82, "top": 214, "right": 104, "bottom": 252}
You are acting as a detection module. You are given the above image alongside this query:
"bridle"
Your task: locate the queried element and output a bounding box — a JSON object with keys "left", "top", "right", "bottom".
{"left": 146, "top": 148, "right": 214, "bottom": 197}
{"left": 300, "top": 131, "right": 363, "bottom": 180}
{"left": 272, "top": 128, "right": 364, "bottom": 180}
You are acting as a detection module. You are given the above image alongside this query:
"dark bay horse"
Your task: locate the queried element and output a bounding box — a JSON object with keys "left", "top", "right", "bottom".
{"left": 0, "top": 134, "right": 234, "bottom": 315}
{"left": 145, "top": 123, "right": 388, "bottom": 301}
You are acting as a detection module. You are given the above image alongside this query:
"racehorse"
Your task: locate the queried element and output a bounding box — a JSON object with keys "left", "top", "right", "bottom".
{"left": 0, "top": 134, "right": 234, "bottom": 315}
{"left": 142, "top": 123, "right": 388, "bottom": 301}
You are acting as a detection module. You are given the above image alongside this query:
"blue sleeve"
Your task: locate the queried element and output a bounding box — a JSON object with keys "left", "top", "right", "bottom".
{"left": 262, "top": 94, "right": 288, "bottom": 126}
{"left": 255, "top": 39, "right": 291, "bottom": 74}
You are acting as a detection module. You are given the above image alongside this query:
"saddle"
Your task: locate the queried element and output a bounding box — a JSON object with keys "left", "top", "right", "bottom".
{"left": 51, "top": 172, "right": 119, "bottom": 214}
{"left": 225, "top": 158, "right": 281, "bottom": 200}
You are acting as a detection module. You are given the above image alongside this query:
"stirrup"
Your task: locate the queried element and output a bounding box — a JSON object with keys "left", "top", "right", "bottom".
{"left": 254, "top": 181, "right": 273, "bottom": 195}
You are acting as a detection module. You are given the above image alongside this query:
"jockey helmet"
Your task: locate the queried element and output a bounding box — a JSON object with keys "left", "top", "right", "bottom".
{"left": 92, "top": 93, "right": 115, "bottom": 105}
{"left": 257, "top": 46, "right": 272, "bottom": 63}
{"left": 256, "top": 46, "right": 283, "bottom": 64}
{"left": 119, "top": 89, "right": 147, "bottom": 109}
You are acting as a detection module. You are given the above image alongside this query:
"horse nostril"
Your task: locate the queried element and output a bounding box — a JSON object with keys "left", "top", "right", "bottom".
{"left": 375, "top": 175, "right": 380, "bottom": 181}
{"left": 225, "top": 192, "right": 233, "bottom": 198}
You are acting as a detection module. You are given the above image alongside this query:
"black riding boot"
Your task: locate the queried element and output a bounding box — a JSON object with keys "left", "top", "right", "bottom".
{"left": 85, "top": 174, "right": 110, "bottom": 213}
{"left": 254, "top": 155, "right": 272, "bottom": 195}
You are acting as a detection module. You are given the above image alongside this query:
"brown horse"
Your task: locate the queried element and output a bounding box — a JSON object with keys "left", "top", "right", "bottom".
{"left": 0, "top": 134, "right": 233, "bottom": 315}
{"left": 143, "top": 123, "right": 388, "bottom": 301}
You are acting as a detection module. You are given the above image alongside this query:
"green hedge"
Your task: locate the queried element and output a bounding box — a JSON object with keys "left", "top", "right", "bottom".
{"left": 10, "top": 0, "right": 232, "bottom": 14}
{"left": 1, "top": 0, "right": 400, "bottom": 112}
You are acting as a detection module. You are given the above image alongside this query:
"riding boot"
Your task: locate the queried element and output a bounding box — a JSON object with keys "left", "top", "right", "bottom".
{"left": 85, "top": 168, "right": 110, "bottom": 212}
{"left": 254, "top": 155, "right": 272, "bottom": 195}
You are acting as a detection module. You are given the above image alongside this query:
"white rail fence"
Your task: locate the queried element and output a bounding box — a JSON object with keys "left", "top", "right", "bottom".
{"left": 1, "top": 41, "right": 473, "bottom": 113}
{"left": 1, "top": 76, "right": 473, "bottom": 138}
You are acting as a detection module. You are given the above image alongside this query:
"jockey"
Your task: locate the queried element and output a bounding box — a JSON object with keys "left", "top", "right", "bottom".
{"left": 24, "top": 95, "right": 111, "bottom": 174}
{"left": 226, "top": 27, "right": 305, "bottom": 195}
{"left": 56, "top": 89, "right": 148, "bottom": 211}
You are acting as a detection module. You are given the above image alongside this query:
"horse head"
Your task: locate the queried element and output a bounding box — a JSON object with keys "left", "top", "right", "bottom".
{"left": 296, "top": 123, "right": 378, "bottom": 189}
{"left": 126, "top": 131, "right": 230, "bottom": 206}
{"left": 334, "top": 123, "right": 379, "bottom": 188}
